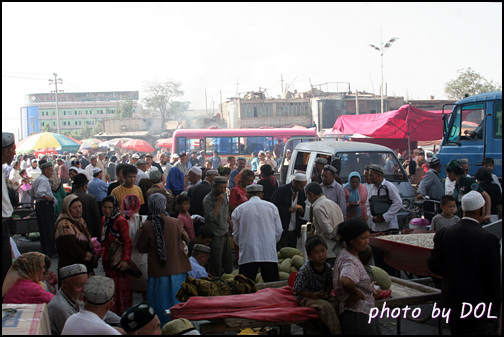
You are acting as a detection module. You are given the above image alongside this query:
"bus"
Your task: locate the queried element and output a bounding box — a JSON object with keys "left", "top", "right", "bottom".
{"left": 172, "top": 127, "right": 318, "bottom": 166}
{"left": 437, "top": 91, "right": 502, "bottom": 180}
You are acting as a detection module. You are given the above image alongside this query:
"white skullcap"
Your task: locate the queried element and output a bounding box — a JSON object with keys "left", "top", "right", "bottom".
{"left": 189, "top": 166, "right": 202, "bottom": 176}
{"left": 461, "top": 190, "right": 485, "bottom": 212}
{"left": 293, "top": 173, "right": 307, "bottom": 182}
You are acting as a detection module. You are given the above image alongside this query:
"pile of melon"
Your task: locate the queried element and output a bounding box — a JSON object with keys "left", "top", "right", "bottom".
{"left": 222, "top": 247, "right": 305, "bottom": 283}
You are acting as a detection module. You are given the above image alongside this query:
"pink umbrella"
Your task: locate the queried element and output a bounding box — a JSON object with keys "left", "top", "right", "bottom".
{"left": 156, "top": 138, "right": 173, "bottom": 148}
{"left": 122, "top": 139, "right": 155, "bottom": 153}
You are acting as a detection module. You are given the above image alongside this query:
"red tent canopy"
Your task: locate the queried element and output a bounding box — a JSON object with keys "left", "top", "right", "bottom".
{"left": 330, "top": 104, "right": 445, "bottom": 142}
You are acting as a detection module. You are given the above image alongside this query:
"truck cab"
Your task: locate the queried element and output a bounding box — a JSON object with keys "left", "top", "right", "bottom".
{"left": 284, "top": 140, "right": 415, "bottom": 229}
{"left": 437, "top": 91, "right": 502, "bottom": 180}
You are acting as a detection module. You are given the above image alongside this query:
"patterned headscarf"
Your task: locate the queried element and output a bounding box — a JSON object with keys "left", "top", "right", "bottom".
{"left": 148, "top": 193, "right": 168, "bottom": 264}
{"left": 2, "top": 252, "right": 46, "bottom": 297}
{"left": 101, "top": 195, "right": 121, "bottom": 242}
{"left": 122, "top": 194, "right": 141, "bottom": 220}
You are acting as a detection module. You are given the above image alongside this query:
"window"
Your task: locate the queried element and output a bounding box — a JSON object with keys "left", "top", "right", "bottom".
{"left": 494, "top": 102, "right": 502, "bottom": 139}
{"left": 447, "top": 103, "right": 485, "bottom": 143}
{"left": 205, "top": 137, "right": 240, "bottom": 155}
{"left": 334, "top": 152, "right": 408, "bottom": 183}
{"left": 239, "top": 136, "right": 273, "bottom": 154}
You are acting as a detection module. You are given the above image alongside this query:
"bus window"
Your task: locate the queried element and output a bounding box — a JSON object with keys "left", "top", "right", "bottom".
{"left": 293, "top": 151, "right": 311, "bottom": 173}
{"left": 240, "top": 136, "right": 273, "bottom": 154}
{"left": 494, "top": 102, "right": 502, "bottom": 139}
{"left": 177, "top": 137, "right": 202, "bottom": 153}
{"left": 205, "top": 137, "right": 240, "bottom": 155}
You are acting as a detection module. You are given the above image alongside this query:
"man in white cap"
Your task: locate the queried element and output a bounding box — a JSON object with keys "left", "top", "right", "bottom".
{"left": 2, "top": 132, "right": 16, "bottom": 285}
{"left": 428, "top": 191, "right": 501, "bottom": 335}
{"left": 232, "top": 184, "right": 283, "bottom": 282}
{"left": 271, "top": 173, "right": 307, "bottom": 249}
{"left": 88, "top": 167, "right": 109, "bottom": 204}
{"left": 134, "top": 159, "right": 149, "bottom": 185}
{"left": 187, "top": 166, "right": 202, "bottom": 190}
{"left": 48, "top": 264, "right": 121, "bottom": 335}
{"left": 61, "top": 276, "right": 122, "bottom": 335}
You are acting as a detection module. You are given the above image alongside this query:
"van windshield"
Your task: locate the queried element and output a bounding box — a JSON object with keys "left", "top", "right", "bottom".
{"left": 334, "top": 152, "right": 408, "bottom": 183}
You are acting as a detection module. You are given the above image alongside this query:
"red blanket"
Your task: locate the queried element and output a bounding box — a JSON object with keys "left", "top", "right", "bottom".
{"left": 170, "top": 286, "right": 319, "bottom": 322}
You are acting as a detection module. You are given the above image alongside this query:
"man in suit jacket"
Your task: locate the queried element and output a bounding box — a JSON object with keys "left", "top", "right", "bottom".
{"left": 427, "top": 191, "right": 501, "bottom": 335}
{"left": 271, "top": 173, "right": 307, "bottom": 250}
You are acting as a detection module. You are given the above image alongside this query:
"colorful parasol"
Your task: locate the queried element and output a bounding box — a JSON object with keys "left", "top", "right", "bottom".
{"left": 15, "top": 132, "right": 81, "bottom": 154}
{"left": 79, "top": 138, "right": 102, "bottom": 151}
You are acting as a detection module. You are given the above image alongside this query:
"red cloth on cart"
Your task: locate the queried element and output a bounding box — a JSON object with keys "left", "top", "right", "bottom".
{"left": 169, "top": 286, "right": 319, "bottom": 322}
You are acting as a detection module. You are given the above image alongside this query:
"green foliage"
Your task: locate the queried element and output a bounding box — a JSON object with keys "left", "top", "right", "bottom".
{"left": 142, "top": 79, "right": 190, "bottom": 122}
{"left": 444, "top": 67, "right": 502, "bottom": 100}
{"left": 114, "top": 99, "right": 134, "bottom": 119}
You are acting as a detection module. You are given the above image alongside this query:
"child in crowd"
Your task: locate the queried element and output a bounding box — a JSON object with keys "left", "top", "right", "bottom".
{"left": 293, "top": 235, "right": 341, "bottom": 335}
{"left": 430, "top": 195, "right": 460, "bottom": 231}
{"left": 177, "top": 195, "right": 195, "bottom": 240}
{"left": 42, "top": 255, "right": 57, "bottom": 295}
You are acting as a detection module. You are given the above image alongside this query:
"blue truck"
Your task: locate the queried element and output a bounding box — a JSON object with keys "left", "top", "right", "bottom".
{"left": 437, "top": 91, "right": 502, "bottom": 180}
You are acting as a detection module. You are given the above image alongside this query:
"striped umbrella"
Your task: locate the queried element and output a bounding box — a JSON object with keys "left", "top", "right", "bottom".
{"left": 79, "top": 138, "right": 102, "bottom": 150}
{"left": 15, "top": 132, "right": 81, "bottom": 154}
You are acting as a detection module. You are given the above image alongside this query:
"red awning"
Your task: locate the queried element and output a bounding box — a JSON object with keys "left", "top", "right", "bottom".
{"left": 330, "top": 105, "right": 445, "bottom": 142}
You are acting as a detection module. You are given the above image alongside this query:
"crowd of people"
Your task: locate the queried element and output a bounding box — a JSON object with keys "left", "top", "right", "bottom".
{"left": 2, "top": 131, "right": 502, "bottom": 335}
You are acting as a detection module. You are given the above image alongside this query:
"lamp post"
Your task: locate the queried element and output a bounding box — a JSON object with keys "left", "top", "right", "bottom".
{"left": 369, "top": 36, "right": 398, "bottom": 113}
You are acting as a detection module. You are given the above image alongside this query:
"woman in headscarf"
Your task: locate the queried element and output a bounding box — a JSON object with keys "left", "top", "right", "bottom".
{"left": 257, "top": 164, "right": 278, "bottom": 202}
{"left": 101, "top": 195, "right": 132, "bottom": 316}
{"left": 333, "top": 218, "right": 381, "bottom": 335}
{"left": 50, "top": 166, "right": 67, "bottom": 217}
{"left": 55, "top": 195, "right": 98, "bottom": 276}
{"left": 2, "top": 252, "right": 54, "bottom": 304}
{"left": 137, "top": 193, "right": 191, "bottom": 326}
{"left": 122, "top": 194, "right": 148, "bottom": 301}
{"left": 343, "top": 171, "right": 368, "bottom": 221}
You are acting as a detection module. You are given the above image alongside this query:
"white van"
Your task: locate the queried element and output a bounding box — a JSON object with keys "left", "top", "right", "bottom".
{"left": 282, "top": 140, "right": 414, "bottom": 229}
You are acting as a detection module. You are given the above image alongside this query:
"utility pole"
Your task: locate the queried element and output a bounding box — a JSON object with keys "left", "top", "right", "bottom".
{"left": 205, "top": 89, "right": 208, "bottom": 115}
{"left": 369, "top": 28, "right": 399, "bottom": 113}
{"left": 280, "top": 74, "right": 284, "bottom": 95}
{"left": 49, "top": 73, "right": 63, "bottom": 133}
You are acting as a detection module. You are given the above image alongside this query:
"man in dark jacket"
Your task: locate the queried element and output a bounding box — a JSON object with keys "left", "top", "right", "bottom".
{"left": 427, "top": 191, "right": 501, "bottom": 335}
{"left": 271, "top": 173, "right": 307, "bottom": 250}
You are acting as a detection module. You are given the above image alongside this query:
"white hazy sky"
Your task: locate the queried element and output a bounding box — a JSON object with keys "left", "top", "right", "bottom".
{"left": 2, "top": 2, "right": 502, "bottom": 141}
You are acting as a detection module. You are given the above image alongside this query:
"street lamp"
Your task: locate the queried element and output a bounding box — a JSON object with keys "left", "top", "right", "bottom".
{"left": 369, "top": 36, "right": 399, "bottom": 113}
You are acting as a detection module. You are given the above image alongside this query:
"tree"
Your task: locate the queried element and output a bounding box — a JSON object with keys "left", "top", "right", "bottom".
{"left": 142, "top": 79, "right": 189, "bottom": 126}
{"left": 444, "top": 67, "right": 501, "bottom": 100}
{"left": 114, "top": 99, "right": 134, "bottom": 119}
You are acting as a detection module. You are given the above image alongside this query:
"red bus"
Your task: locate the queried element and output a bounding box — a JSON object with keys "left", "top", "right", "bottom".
{"left": 172, "top": 127, "right": 318, "bottom": 163}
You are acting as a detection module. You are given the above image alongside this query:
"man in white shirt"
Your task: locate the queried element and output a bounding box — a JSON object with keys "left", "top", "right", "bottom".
{"left": 320, "top": 165, "right": 347, "bottom": 218}
{"left": 232, "top": 184, "right": 283, "bottom": 282}
{"left": 305, "top": 182, "right": 345, "bottom": 264}
{"left": 366, "top": 164, "right": 403, "bottom": 232}
{"left": 2, "top": 132, "right": 16, "bottom": 285}
{"left": 26, "top": 158, "right": 42, "bottom": 179}
{"left": 61, "top": 276, "right": 122, "bottom": 335}
{"left": 30, "top": 162, "right": 58, "bottom": 257}
{"left": 49, "top": 264, "right": 121, "bottom": 335}
{"left": 85, "top": 155, "right": 99, "bottom": 181}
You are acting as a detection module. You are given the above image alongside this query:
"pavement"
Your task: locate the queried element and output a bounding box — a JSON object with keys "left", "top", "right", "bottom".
{"left": 10, "top": 233, "right": 461, "bottom": 335}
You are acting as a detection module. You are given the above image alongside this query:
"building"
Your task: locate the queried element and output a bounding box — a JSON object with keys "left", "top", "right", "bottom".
{"left": 224, "top": 89, "right": 405, "bottom": 133}
{"left": 20, "top": 91, "right": 142, "bottom": 138}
